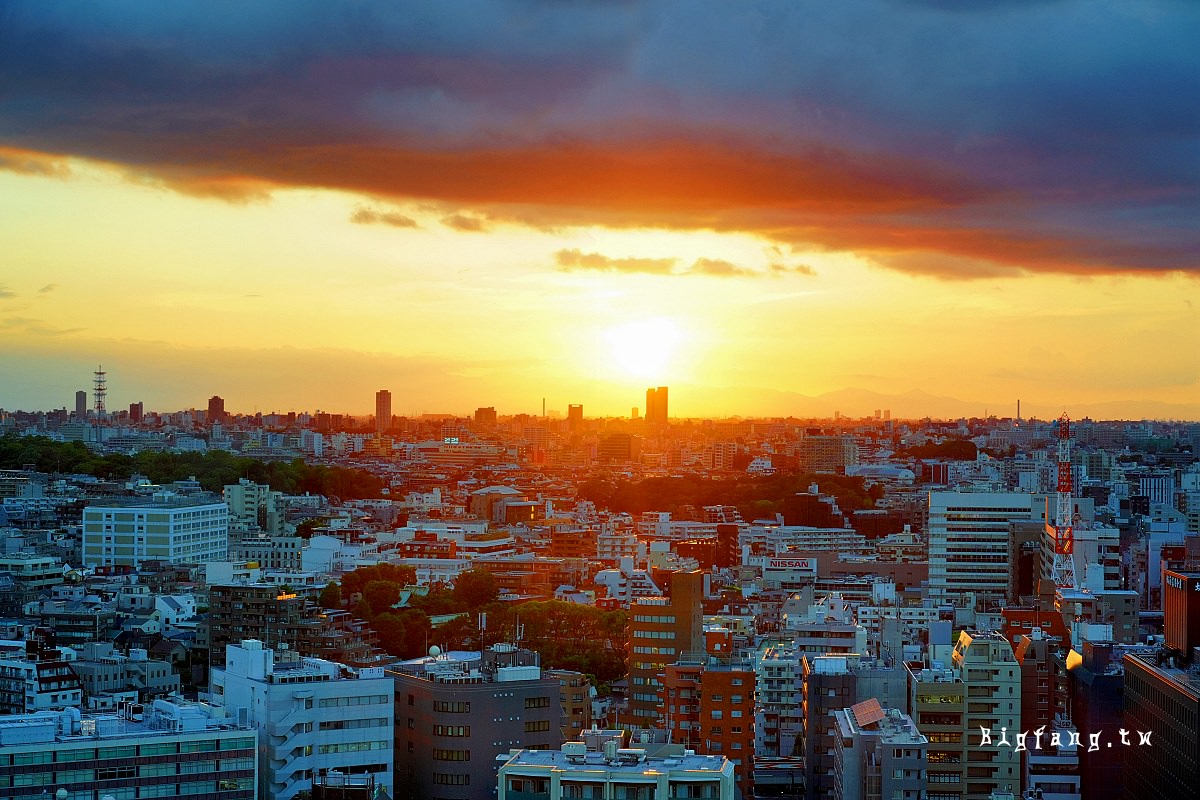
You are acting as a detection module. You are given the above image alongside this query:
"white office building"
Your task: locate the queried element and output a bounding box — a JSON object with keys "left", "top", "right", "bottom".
{"left": 82, "top": 500, "right": 229, "bottom": 567}
{"left": 211, "top": 639, "right": 394, "bottom": 800}
{"left": 927, "top": 491, "right": 1037, "bottom": 610}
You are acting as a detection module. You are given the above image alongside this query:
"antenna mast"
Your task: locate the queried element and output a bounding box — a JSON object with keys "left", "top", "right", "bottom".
{"left": 1050, "top": 413, "right": 1076, "bottom": 590}
{"left": 93, "top": 365, "right": 107, "bottom": 419}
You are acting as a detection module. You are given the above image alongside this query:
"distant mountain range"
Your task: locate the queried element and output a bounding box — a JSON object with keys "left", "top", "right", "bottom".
{"left": 674, "top": 384, "right": 1200, "bottom": 422}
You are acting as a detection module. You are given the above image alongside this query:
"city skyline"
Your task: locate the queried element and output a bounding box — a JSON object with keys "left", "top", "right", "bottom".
{"left": 1, "top": 2, "right": 1198, "bottom": 419}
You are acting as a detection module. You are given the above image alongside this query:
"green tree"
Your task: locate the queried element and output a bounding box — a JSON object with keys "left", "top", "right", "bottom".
{"left": 318, "top": 581, "right": 342, "bottom": 609}
{"left": 363, "top": 580, "right": 402, "bottom": 616}
{"left": 453, "top": 569, "right": 499, "bottom": 611}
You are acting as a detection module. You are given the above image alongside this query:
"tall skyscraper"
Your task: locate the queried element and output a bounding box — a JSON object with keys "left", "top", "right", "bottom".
{"left": 128, "top": 401, "right": 143, "bottom": 424}
{"left": 645, "top": 386, "right": 669, "bottom": 425}
{"left": 74, "top": 390, "right": 87, "bottom": 420}
{"left": 207, "top": 394, "right": 225, "bottom": 422}
{"left": 567, "top": 403, "right": 583, "bottom": 431}
{"left": 376, "top": 389, "right": 392, "bottom": 434}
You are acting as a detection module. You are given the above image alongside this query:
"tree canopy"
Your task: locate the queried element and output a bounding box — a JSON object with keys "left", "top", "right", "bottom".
{"left": 0, "top": 434, "right": 385, "bottom": 498}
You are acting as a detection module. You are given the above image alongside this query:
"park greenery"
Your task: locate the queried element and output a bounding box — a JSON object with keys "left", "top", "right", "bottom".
{"left": 323, "top": 564, "right": 628, "bottom": 685}
{"left": 576, "top": 471, "right": 884, "bottom": 521}
{"left": 0, "top": 434, "right": 385, "bottom": 499}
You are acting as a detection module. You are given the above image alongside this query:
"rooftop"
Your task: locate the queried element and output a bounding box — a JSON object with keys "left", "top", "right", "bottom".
{"left": 500, "top": 744, "right": 733, "bottom": 777}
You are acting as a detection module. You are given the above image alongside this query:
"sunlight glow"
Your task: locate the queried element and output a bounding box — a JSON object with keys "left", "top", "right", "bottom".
{"left": 604, "top": 318, "right": 683, "bottom": 380}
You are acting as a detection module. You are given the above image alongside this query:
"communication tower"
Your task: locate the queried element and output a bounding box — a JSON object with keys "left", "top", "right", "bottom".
{"left": 1049, "top": 412, "right": 1076, "bottom": 590}
{"left": 93, "top": 366, "right": 107, "bottom": 419}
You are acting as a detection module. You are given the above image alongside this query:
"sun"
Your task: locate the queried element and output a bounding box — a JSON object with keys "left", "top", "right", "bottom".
{"left": 603, "top": 317, "right": 683, "bottom": 380}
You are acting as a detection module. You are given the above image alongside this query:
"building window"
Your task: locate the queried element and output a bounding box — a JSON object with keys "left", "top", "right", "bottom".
{"left": 434, "top": 725, "right": 471, "bottom": 737}
{"left": 525, "top": 720, "right": 551, "bottom": 733}
{"left": 433, "top": 701, "right": 471, "bottom": 713}
{"left": 525, "top": 696, "right": 551, "bottom": 709}
{"left": 433, "top": 749, "right": 471, "bottom": 761}
{"left": 433, "top": 773, "right": 470, "bottom": 785}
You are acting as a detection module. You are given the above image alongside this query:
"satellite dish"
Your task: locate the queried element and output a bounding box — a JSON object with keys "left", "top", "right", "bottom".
{"left": 429, "top": 645, "right": 441, "bottom": 657}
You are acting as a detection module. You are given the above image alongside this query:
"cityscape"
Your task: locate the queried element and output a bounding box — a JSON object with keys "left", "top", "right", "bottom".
{"left": 0, "top": 383, "right": 1197, "bottom": 800}
{"left": 2, "top": 2, "right": 1199, "bottom": 800}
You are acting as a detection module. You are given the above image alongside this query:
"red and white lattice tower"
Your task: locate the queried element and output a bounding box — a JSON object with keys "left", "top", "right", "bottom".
{"left": 1050, "top": 412, "right": 1076, "bottom": 590}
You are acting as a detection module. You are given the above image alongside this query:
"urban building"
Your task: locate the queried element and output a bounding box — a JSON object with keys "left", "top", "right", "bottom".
{"left": 1121, "top": 651, "right": 1199, "bottom": 800}
{"left": 376, "top": 389, "right": 392, "bottom": 435}
{"left": 626, "top": 570, "right": 704, "bottom": 724}
{"left": 203, "top": 583, "right": 384, "bottom": 670}
{"left": 224, "top": 478, "right": 283, "bottom": 535}
{"left": 645, "top": 386, "right": 669, "bottom": 426}
{"left": 0, "top": 552, "right": 64, "bottom": 615}
{"left": 832, "top": 700, "right": 928, "bottom": 800}
{"left": 927, "top": 491, "right": 1037, "bottom": 610}
{"left": 908, "top": 662, "right": 966, "bottom": 799}
{"left": 545, "top": 668, "right": 593, "bottom": 742}
{"left": 81, "top": 499, "right": 229, "bottom": 568}
{"left": 0, "top": 634, "right": 82, "bottom": 713}
{"left": 951, "top": 631, "right": 1022, "bottom": 799}
{"left": 0, "top": 698, "right": 256, "bottom": 800}
{"left": 208, "top": 395, "right": 226, "bottom": 423}
{"left": 497, "top": 739, "right": 736, "bottom": 800}
{"left": 567, "top": 404, "right": 583, "bottom": 431}
{"left": 389, "top": 644, "right": 562, "bottom": 800}
{"left": 212, "top": 640, "right": 394, "bottom": 800}
{"left": 72, "top": 642, "right": 180, "bottom": 707}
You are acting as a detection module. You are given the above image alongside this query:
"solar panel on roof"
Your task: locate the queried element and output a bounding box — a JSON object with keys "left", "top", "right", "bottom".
{"left": 851, "top": 697, "right": 885, "bottom": 729}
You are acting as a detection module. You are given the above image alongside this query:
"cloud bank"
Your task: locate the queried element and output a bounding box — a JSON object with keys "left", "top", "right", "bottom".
{"left": 1, "top": 0, "right": 1196, "bottom": 278}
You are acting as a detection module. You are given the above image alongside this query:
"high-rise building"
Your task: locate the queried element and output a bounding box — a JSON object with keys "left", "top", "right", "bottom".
{"left": 390, "top": 644, "right": 562, "bottom": 800}
{"left": 375, "top": 389, "right": 392, "bottom": 434}
{"left": 129, "top": 400, "right": 144, "bottom": 423}
{"left": 81, "top": 499, "right": 230, "bottom": 568}
{"left": 927, "top": 491, "right": 1037, "bottom": 610}
{"left": 567, "top": 403, "right": 583, "bottom": 431}
{"left": 952, "top": 631, "right": 1022, "bottom": 799}
{"left": 74, "top": 389, "right": 87, "bottom": 420}
{"left": 474, "top": 406, "right": 497, "bottom": 425}
{"left": 1122, "top": 651, "right": 1199, "bottom": 799}
{"left": 645, "top": 386, "right": 669, "bottom": 425}
{"left": 627, "top": 570, "right": 704, "bottom": 724}
{"left": 907, "top": 662, "right": 966, "bottom": 798}
{"left": 208, "top": 394, "right": 226, "bottom": 422}
{"left": 213, "top": 640, "right": 395, "bottom": 800}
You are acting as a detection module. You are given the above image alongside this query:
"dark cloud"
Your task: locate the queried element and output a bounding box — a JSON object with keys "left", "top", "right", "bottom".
{"left": 0, "top": 1, "right": 1196, "bottom": 278}
{"left": 441, "top": 213, "right": 489, "bottom": 232}
{"left": 0, "top": 285, "right": 16, "bottom": 299}
{"left": 37, "top": 284, "right": 58, "bottom": 294}
{"left": 350, "top": 206, "right": 418, "bottom": 228}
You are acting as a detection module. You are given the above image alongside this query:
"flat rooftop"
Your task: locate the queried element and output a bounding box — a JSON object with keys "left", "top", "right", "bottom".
{"left": 501, "top": 747, "right": 732, "bottom": 776}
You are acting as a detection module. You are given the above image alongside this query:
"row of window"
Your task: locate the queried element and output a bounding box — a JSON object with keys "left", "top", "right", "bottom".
{"left": 433, "top": 701, "right": 470, "bottom": 713}
{"left": 317, "top": 741, "right": 388, "bottom": 754}
{"left": 1, "top": 738, "right": 252, "bottom": 766}
{"left": 319, "top": 694, "right": 389, "bottom": 707}
{"left": 433, "top": 749, "right": 470, "bottom": 761}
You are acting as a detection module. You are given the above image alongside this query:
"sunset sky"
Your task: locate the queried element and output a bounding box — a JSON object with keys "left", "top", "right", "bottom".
{"left": 1, "top": 1, "right": 1197, "bottom": 420}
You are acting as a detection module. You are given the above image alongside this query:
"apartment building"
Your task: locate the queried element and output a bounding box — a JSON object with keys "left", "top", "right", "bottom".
{"left": 212, "top": 640, "right": 394, "bottom": 800}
